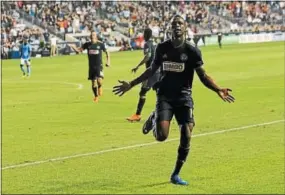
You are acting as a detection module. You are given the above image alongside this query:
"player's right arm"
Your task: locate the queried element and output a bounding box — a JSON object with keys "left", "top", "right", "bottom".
{"left": 69, "top": 42, "right": 87, "bottom": 53}
{"left": 113, "top": 44, "right": 162, "bottom": 96}
{"left": 131, "top": 43, "right": 152, "bottom": 73}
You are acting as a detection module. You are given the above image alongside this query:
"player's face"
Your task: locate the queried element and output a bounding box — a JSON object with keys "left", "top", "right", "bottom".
{"left": 171, "top": 17, "right": 186, "bottom": 38}
{"left": 91, "top": 32, "right": 97, "bottom": 42}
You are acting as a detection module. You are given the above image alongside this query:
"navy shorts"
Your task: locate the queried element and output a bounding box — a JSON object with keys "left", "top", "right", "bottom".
{"left": 88, "top": 66, "right": 104, "bottom": 80}
{"left": 155, "top": 96, "right": 195, "bottom": 125}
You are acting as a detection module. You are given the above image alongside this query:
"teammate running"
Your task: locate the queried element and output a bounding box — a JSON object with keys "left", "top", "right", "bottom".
{"left": 19, "top": 37, "right": 32, "bottom": 78}
{"left": 70, "top": 31, "right": 110, "bottom": 103}
{"left": 127, "top": 28, "right": 160, "bottom": 122}
{"left": 113, "top": 15, "right": 235, "bottom": 185}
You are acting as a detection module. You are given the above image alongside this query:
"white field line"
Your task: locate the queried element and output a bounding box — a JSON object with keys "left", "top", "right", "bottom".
{"left": 2, "top": 119, "right": 284, "bottom": 171}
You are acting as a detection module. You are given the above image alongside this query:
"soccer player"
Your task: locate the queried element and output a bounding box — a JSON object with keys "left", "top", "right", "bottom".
{"left": 19, "top": 37, "right": 32, "bottom": 78}
{"left": 218, "top": 32, "right": 223, "bottom": 48}
{"left": 69, "top": 31, "right": 110, "bottom": 103}
{"left": 113, "top": 15, "right": 235, "bottom": 185}
{"left": 126, "top": 28, "right": 160, "bottom": 122}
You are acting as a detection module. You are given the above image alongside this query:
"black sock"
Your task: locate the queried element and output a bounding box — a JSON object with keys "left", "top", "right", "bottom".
{"left": 92, "top": 87, "right": 98, "bottom": 97}
{"left": 172, "top": 147, "right": 190, "bottom": 176}
{"left": 136, "top": 97, "right": 146, "bottom": 115}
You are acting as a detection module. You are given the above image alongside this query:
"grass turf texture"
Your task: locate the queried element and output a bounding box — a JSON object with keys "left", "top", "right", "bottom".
{"left": 1, "top": 42, "right": 284, "bottom": 194}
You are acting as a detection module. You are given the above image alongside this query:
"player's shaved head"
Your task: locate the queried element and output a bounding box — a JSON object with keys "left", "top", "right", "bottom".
{"left": 144, "top": 28, "right": 152, "bottom": 41}
{"left": 171, "top": 15, "right": 186, "bottom": 39}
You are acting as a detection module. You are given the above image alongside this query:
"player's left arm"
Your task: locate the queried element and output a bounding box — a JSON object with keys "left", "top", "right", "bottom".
{"left": 102, "top": 42, "right": 110, "bottom": 67}
{"left": 195, "top": 67, "right": 235, "bottom": 103}
{"left": 193, "top": 49, "right": 235, "bottom": 103}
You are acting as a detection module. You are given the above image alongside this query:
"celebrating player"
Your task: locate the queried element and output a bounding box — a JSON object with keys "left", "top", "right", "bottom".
{"left": 70, "top": 31, "right": 110, "bottom": 103}
{"left": 19, "top": 36, "right": 32, "bottom": 78}
{"left": 113, "top": 15, "right": 235, "bottom": 185}
{"left": 127, "top": 28, "right": 160, "bottom": 122}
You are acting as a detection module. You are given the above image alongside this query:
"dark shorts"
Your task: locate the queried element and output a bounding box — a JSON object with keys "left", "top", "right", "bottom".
{"left": 141, "top": 72, "right": 160, "bottom": 90}
{"left": 155, "top": 96, "right": 195, "bottom": 125}
{"left": 88, "top": 66, "right": 104, "bottom": 80}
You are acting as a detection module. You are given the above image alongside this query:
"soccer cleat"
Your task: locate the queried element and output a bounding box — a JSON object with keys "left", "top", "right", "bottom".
{"left": 93, "top": 97, "right": 99, "bottom": 103}
{"left": 26, "top": 75, "right": 30, "bottom": 79}
{"left": 126, "top": 114, "right": 141, "bottom": 122}
{"left": 170, "top": 174, "right": 189, "bottom": 185}
{"left": 22, "top": 73, "right": 26, "bottom": 78}
{"left": 142, "top": 111, "right": 155, "bottom": 134}
{"left": 98, "top": 87, "right": 103, "bottom": 96}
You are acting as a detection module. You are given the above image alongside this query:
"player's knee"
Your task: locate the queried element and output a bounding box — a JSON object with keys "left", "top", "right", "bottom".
{"left": 188, "top": 123, "right": 194, "bottom": 132}
{"left": 139, "top": 88, "right": 149, "bottom": 98}
{"left": 155, "top": 122, "right": 169, "bottom": 142}
{"left": 97, "top": 78, "right": 103, "bottom": 87}
{"left": 92, "top": 80, "right": 98, "bottom": 88}
{"left": 180, "top": 123, "right": 194, "bottom": 148}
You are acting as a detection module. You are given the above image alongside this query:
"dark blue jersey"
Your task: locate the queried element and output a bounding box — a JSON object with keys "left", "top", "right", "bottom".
{"left": 151, "top": 40, "right": 204, "bottom": 99}
{"left": 144, "top": 39, "right": 156, "bottom": 68}
{"left": 82, "top": 41, "right": 106, "bottom": 68}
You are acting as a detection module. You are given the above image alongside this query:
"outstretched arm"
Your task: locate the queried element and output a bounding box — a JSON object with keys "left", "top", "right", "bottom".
{"left": 131, "top": 54, "right": 150, "bottom": 73}
{"left": 113, "top": 43, "right": 162, "bottom": 96}
{"left": 105, "top": 50, "right": 110, "bottom": 67}
{"left": 69, "top": 44, "right": 84, "bottom": 53}
{"left": 113, "top": 65, "right": 158, "bottom": 96}
{"left": 195, "top": 66, "right": 235, "bottom": 103}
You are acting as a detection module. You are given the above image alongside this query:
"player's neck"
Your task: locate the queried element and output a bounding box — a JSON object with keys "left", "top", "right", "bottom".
{"left": 172, "top": 37, "right": 185, "bottom": 48}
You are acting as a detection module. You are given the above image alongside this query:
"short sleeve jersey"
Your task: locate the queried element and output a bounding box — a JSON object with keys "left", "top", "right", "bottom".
{"left": 82, "top": 41, "right": 106, "bottom": 68}
{"left": 20, "top": 43, "right": 32, "bottom": 59}
{"left": 143, "top": 39, "right": 156, "bottom": 68}
{"left": 151, "top": 40, "right": 204, "bottom": 98}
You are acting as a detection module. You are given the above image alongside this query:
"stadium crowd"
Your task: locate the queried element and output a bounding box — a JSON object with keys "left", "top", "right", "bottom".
{"left": 1, "top": 1, "right": 285, "bottom": 58}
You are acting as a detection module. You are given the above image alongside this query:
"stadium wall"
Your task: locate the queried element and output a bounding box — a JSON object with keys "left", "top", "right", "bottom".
{"left": 198, "top": 32, "right": 285, "bottom": 46}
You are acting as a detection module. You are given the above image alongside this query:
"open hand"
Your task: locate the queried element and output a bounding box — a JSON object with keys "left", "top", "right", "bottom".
{"left": 131, "top": 66, "right": 139, "bottom": 73}
{"left": 113, "top": 80, "right": 132, "bottom": 96}
{"left": 217, "top": 88, "right": 235, "bottom": 103}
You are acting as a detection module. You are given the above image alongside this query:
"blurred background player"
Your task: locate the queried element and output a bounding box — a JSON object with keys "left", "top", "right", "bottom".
{"left": 70, "top": 31, "right": 110, "bottom": 103}
{"left": 113, "top": 15, "right": 235, "bottom": 185}
{"left": 218, "top": 32, "right": 223, "bottom": 48}
{"left": 50, "top": 35, "right": 57, "bottom": 57}
{"left": 19, "top": 36, "right": 32, "bottom": 78}
{"left": 127, "top": 28, "right": 160, "bottom": 122}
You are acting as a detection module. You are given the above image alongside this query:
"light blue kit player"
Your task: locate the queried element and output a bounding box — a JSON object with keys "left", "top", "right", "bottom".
{"left": 19, "top": 37, "right": 32, "bottom": 77}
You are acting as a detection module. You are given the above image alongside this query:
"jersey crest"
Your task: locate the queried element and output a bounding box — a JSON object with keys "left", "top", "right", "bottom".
{"left": 180, "top": 53, "right": 188, "bottom": 62}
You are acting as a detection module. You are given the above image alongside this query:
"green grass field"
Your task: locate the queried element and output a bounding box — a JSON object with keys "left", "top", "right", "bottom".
{"left": 1, "top": 42, "right": 284, "bottom": 194}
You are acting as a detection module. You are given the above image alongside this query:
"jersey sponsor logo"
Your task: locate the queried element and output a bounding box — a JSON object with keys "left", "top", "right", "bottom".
{"left": 162, "top": 61, "right": 185, "bottom": 72}
{"left": 162, "top": 54, "right": 168, "bottom": 59}
{"left": 89, "top": 50, "right": 99, "bottom": 55}
{"left": 180, "top": 53, "right": 188, "bottom": 62}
